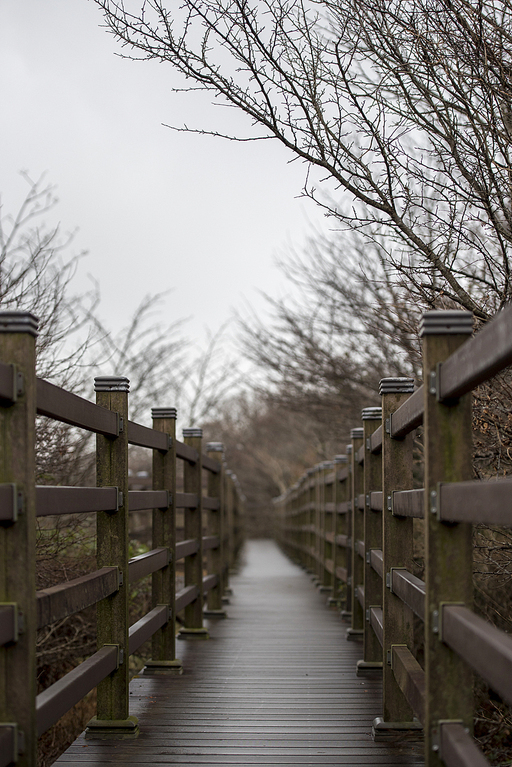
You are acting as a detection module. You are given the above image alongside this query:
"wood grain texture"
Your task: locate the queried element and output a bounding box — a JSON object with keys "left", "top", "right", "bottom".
{"left": 55, "top": 540, "right": 423, "bottom": 766}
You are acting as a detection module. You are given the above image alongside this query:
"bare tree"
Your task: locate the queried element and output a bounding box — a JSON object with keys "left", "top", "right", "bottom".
{"left": 0, "top": 173, "right": 99, "bottom": 386}
{"left": 95, "top": 0, "right": 512, "bottom": 319}
{"left": 237, "top": 228, "right": 430, "bottom": 432}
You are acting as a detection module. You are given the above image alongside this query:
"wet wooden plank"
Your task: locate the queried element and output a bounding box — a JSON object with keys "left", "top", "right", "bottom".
{"left": 55, "top": 540, "right": 423, "bottom": 767}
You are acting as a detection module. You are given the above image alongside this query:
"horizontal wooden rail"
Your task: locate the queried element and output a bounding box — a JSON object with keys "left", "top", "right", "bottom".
{"left": 127, "top": 420, "right": 168, "bottom": 451}
{"left": 36, "top": 567, "right": 119, "bottom": 629}
{"left": 36, "top": 378, "right": 118, "bottom": 436}
{"left": 370, "top": 607, "right": 383, "bottom": 646}
{"left": 391, "top": 645, "right": 425, "bottom": 724}
{"left": 438, "top": 302, "right": 512, "bottom": 401}
{"left": 0, "top": 483, "right": 18, "bottom": 522}
{"left": 128, "top": 548, "right": 169, "bottom": 584}
{"left": 203, "top": 496, "right": 221, "bottom": 511}
{"left": 437, "top": 478, "right": 512, "bottom": 525}
{"left": 391, "top": 569, "right": 425, "bottom": 620}
{"left": 0, "top": 605, "right": 17, "bottom": 646}
{"left": 36, "top": 486, "right": 119, "bottom": 517}
{"left": 175, "top": 538, "right": 199, "bottom": 560}
{"left": 202, "top": 535, "right": 220, "bottom": 551}
{"left": 442, "top": 604, "right": 512, "bottom": 707}
{"left": 202, "top": 574, "right": 219, "bottom": 592}
{"left": 336, "top": 565, "right": 348, "bottom": 582}
{"left": 439, "top": 722, "right": 489, "bottom": 767}
{"left": 128, "top": 605, "right": 168, "bottom": 655}
{"left": 370, "top": 425, "right": 382, "bottom": 453}
{"left": 36, "top": 645, "right": 119, "bottom": 737}
{"left": 337, "top": 466, "right": 350, "bottom": 482}
{"left": 370, "top": 549, "right": 383, "bottom": 579}
{"left": 175, "top": 585, "right": 199, "bottom": 613}
{"left": 175, "top": 492, "right": 199, "bottom": 509}
{"left": 0, "top": 726, "right": 16, "bottom": 767}
{"left": 202, "top": 455, "right": 221, "bottom": 474}
{"left": 128, "top": 490, "right": 169, "bottom": 511}
{"left": 356, "top": 585, "right": 364, "bottom": 608}
{"left": 0, "top": 362, "right": 17, "bottom": 404}
{"left": 356, "top": 539, "right": 365, "bottom": 559}
{"left": 392, "top": 488, "right": 424, "bottom": 518}
{"left": 369, "top": 491, "right": 382, "bottom": 511}
{"left": 175, "top": 440, "right": 199, "bottom": 464}
{"left": 390, "top": 385, "right": 424, "bottom": 438}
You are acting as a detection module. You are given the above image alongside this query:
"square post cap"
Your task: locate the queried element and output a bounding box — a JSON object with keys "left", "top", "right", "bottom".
{"left": 334, "top": 455, "right": 348, "bottom": 464}
{"left": 152, "top": 407, "right": 177, "bottom": 419}
{"left": 420, "top": 310, "right": 473, "bottom": 336}
{"left": 182, "top": 427, "right": 203, "bottom": 438}
{"left": 206, "top": 442, "right": 225, "bottom": 452}
{"left": 379, "top": 377, "right": 415, "bottom": 395}
{"left": 361, "top": 407, "right": 382, "bottom": 420}
{"left": 0, "top": 311, "right": 39, "bottom": 336}
{"left": 94, "top": 376, "right": 130, "bottom": 392}
{"left": 351, "top": 427, "right": 364, "bottom": 439}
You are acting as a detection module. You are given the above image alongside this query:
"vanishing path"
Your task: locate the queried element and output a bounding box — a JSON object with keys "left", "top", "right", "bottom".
{"left": 56, "top": 539, "right": 423, "bottom": 766}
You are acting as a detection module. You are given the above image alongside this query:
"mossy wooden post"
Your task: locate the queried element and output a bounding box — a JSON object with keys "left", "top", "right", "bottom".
{"left": 421, "top": 311, "right": 473, "bottom": 765}
{"left": 374, "top": 378, "right": 421, "bottom": 741}
{"left": 347, "top": 428, "right": 364, "bottom": 639}
{"left": 329, "top": 455, "right": 348, "bottom": 608}
{"left": 87, "top": 376, "right": 137, "bottom": 738}
{"left": 144, "top": 407, "right": 182, "bottom": 675}
{"left": 358, "top": 407, "right": 383, "bottom": 675}
{"left": 179, "top": 427, "right": 208, "bottom": 639}
{"left": 204, "top": 442, "right": 227, "bottom": 618}
{"left": 0, "top": 312, "right": 38, "bottom": 767}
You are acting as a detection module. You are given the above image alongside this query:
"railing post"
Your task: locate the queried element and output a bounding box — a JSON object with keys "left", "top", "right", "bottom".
{"left": 87, "top": 376, "right": 138, "bottom": 738}
{"left": 421, "top": 311, "right": 474, "bottom": 765}
{"left": 358, "top": 407, "right": 383, "bottom": 675}
{"left": 347, "top": 427, "right": 364, "bottom": 639}
{"left": 179, "top": 427, "right": 208, "bottom": 640}
{"left": 144, "top": 407, "right": 183, "bottom": 675}
{"left": 204, "top": 442, "right": 227, "bottom": 619}
{"left": 0, "top": 312, "right": 38, "bottom": 767}
{"left": 374, "top": 377, "right": 421, "bottom": 740}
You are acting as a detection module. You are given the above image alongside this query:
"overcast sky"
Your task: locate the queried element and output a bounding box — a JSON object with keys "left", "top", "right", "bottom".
{"left": 0, "top": 0, "right": 324, "bottom": 355}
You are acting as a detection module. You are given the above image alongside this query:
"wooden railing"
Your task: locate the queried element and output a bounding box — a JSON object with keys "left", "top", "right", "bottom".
{"left": 276, "top": 306, "right": 512, "bottom": 767}
{"left": 0, "top": 311, "right": 244, "bottom": 767}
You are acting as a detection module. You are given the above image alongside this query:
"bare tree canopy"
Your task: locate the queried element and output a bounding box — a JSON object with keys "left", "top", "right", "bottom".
{"left": 96, "top": 0, "right": 512, "bottom": 318}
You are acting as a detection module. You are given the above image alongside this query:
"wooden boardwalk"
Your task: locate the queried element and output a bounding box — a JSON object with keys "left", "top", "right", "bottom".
{"left": 56, "top": 540, "right": 423, "bottom": 766}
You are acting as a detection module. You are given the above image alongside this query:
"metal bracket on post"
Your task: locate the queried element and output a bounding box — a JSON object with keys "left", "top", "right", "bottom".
{"left": 429, "top": 369, "right": 437, "bottom": 397}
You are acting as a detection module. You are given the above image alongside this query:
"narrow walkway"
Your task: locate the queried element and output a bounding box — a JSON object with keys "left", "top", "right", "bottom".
{"left": 56, "top": 540, "right": 423, "bottom": 765}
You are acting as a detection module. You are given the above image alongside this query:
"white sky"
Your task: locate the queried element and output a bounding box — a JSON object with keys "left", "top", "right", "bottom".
{"left": 0, "top": 0, "right": 324, "bottom": 352}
